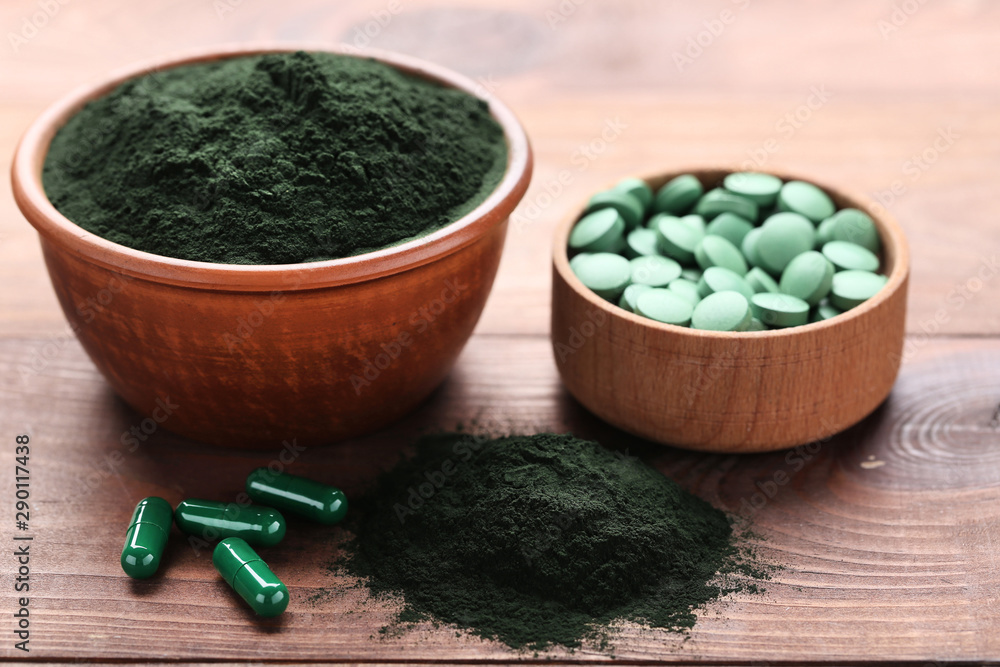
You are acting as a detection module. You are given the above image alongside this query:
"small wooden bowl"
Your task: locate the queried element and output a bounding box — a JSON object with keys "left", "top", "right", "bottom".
{"left": 552, "top": 168, "right": 909, "bottom": 453}
{"left": 13, "top": 43, "right": 532, "bottom": 448}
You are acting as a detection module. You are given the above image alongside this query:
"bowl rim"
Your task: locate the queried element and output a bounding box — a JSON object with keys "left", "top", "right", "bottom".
{"left": 11, "top": 42, "right": 533, "bottom": 291}
{"left": 553, "top": 167, "right": 910, "bottom": 339}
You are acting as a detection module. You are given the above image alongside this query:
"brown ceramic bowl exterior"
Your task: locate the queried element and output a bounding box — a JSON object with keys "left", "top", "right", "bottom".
{"left": 13, "top": 44, "right": 532, "bottom": 448}
{"left": 552, "top": 168, "right": 909, "bottom": 453}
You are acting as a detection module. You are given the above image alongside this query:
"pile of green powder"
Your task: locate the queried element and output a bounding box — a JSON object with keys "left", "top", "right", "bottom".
{"left": 43, "top": 51, "right": 507, "bottom": 264}
{"left": 343, "top": 433, "right": 767, "bottom": 650}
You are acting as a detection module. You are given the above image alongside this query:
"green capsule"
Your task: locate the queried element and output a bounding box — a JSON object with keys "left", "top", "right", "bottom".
{"left": 246, "top": 468, "right": 348, "bottom": 525}
{"left": 213, "top": 537, "right": 289, "bottom": 617}
{"left": 174, "top": 499, "right": 285, "bottom": 548}
{"left": 121, "top": 496, "right": 172, "bottom": 579}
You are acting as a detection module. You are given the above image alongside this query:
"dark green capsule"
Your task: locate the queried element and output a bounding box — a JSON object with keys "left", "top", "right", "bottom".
{"left": 246, "top": 468, "right": 347, "bottom": 525}
{"left": 174, "top": 499, "right": 285, "bottom": 547}
{"left": 121, "top": 496, "right": 172, "bottom": 579}
{"left": 213, "top": 537, "right": 289, "bottom": 617}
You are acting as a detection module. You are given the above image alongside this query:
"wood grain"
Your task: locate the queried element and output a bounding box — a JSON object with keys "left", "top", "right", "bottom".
{"left": 2, "top": 336, "right": 1000, "bottom": 662}
{"left": 1, "top": 1, "right": 1000, "bottom": 339}
{"left": 2, "top": 0, "right": 1000, "bottom": 663}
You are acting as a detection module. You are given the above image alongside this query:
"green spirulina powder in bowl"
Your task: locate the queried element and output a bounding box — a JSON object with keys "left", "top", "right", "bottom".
{"left": 42, "top": 51, "right": 508, "bottom": 265}
{"left": 341, "top": 433, "right": 769, "bottom": 651}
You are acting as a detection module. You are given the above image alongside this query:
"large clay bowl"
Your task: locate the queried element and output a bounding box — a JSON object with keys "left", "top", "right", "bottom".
{"left": 13, "top": 43, "right": 533, "bottom": 447}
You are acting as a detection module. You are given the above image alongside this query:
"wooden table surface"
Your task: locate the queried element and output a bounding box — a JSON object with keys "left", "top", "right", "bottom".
{"left": 2, "top": 0, "right": 1000, "bottom": 663}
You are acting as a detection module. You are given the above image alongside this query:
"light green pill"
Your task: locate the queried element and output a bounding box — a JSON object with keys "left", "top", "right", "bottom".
{"left": 646, "top": 212, "right": 672, "bottom": 230}
{"left": 584, "top": 190, "right": 644, "bottom": 230}
{"left": 655, "top": 216, "right": 704, "bottom": 264}
{"left": 822, "top": 240, "right": 880, "bottom": 272}
{"left": 572, "top": 252, "right": 632, "bottom": 301}
{"left": 680, "top": 214, "right": 706, "bottom": 234}
{"left": 747, "top": 317, "right": 767, "bottom": 331}
{"left": 745, "top": 266, "right": 780, "bottom": 294}
{"left": 812, "top": 300, "right": 843, "bottom": 322}
{"left": 569, "top": 208, "right": 625, "bottom": 253}
{"left": 635, "top": 288, "right": 694, "bottom": 326}
{"left": 830, "top": 270, "right": 888, "bottom": 310}
{"left": 624, "top": 227, "right": 660, "bottom": 258}
{"left": 694, "top": 188, "right": 759, "bottom": 221}
{"left": 691, "top": 291, "right": 752, "bottom": 332}
{"left": 705, "top": 212, "right": 754, "bottom": 247}
{"left": 829, "top": 208, "right": 880, "bottom": 253}
{"left": 680, "top": 267, "right": 702, "bottom": 282}
{"left": 723, "top": 172, "right": 783, "bottom": 207}
{"left": 613, "top": 177, "right": 653, "bottom": 212}
{"left": 697, "top": 266, "right": 755, "bottom": 301}
{"left": 618, "top": 283, "right": 653, "bottom": 313}
{"left": 757, "top": 212, "right": 817, "bottom": 275}
{"left": 741, "top": 227, "right": 763, "bottom": 267}
{"left": 780, "top": 251, "right": 834, "bottom": 306}
{"left": 569, "top": 252, "right": 592, "bottom": 274}
{"left": 694, "top": 235, "right": 748, "bottom": 276}
{"left": 776, "top": 180, "right": 835, "bottom": 222}
{"left": 816, "top": 216, "right": 837, "bottom": 245}
{"left": 630, "top": 255, "right": 682, "bottom": 287}
{"left": 750, "top": 292, "right": 810, "bottom": 328}
{"left": 667, "top": 278, "right": 701, "bottom": 306}
{"left": 653, "top": 174, "right": 703, "bottom": 214}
